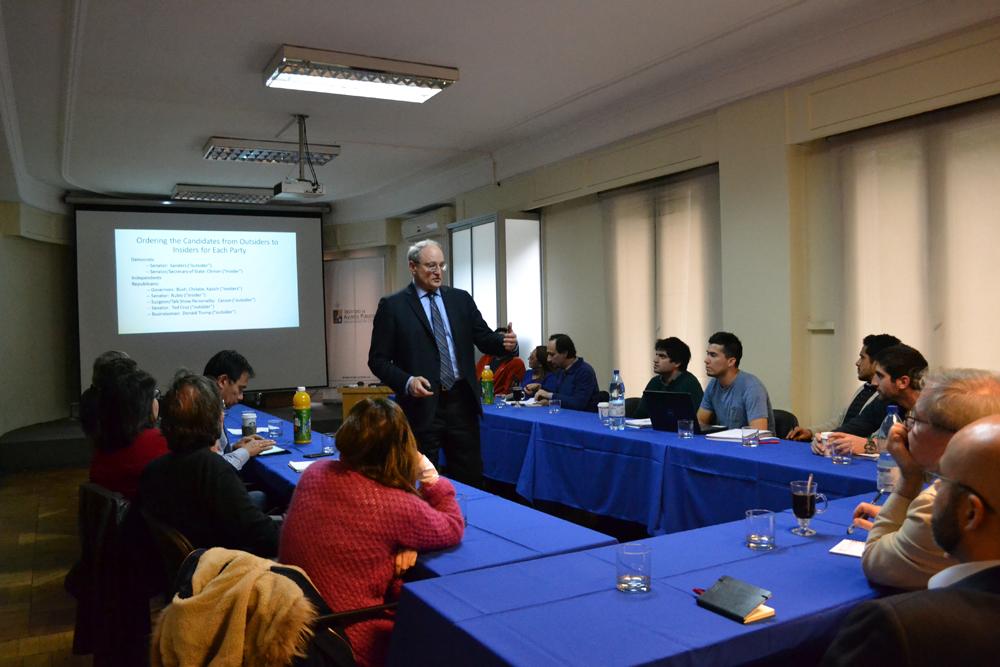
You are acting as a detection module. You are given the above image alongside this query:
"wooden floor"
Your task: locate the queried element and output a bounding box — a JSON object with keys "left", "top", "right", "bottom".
{"left": 0, "top": 466, "right": 91, "bottom": 667}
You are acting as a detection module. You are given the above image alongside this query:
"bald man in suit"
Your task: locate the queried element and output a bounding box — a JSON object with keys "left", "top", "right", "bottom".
{"left": 368, "top": 239, "right": 516, "bottom": 486}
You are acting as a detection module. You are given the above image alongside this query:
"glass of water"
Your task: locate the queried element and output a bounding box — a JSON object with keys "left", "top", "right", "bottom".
{"left": 456, "top": 493, "right": 468, "bottom": 526}
{"left": 677, "top": 419, "right": 694, "bottom": 439}
{"left": 548, "top": 399, "right": 561, "bottom": 414}
{"left": 267, "top": 419, "right": 283, "bottom": 442}
{"left": 741, "top": 429, "right": 760, "bottom": 448}
{"left": 616, "top": 542, "right": 651, "bottom": 593}
{"left": 745, "top": 509, "right": 776, "bottom": 550}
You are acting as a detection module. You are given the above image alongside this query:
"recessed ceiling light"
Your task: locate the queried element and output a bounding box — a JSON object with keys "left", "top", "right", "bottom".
{"left": 264, "top": 45, "right": 458, "bottom": 103}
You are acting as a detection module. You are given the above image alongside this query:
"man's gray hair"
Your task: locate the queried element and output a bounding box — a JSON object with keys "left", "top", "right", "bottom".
{"left": 407, "top": 239, "right": 442, "bottom": 264}
{"left": 918, "top": 368, "right": 1000, "bottom": 432}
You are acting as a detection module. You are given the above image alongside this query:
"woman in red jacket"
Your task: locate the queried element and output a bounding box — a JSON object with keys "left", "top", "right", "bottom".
{"left": 89, "top": 366, "right": 168, "bottom": 500}
{"left": 279, "top": 398, "right": 464, "bottom": 667}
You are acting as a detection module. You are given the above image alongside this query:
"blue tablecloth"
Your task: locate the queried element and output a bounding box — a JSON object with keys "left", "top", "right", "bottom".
{"left": 389, "top": 494, "right": 877, "bottom": 666}
{"left": 481, "top": 405, "right": 878, "bottom": 534}
{"left": 230, "top": 407, "right": 616, "bottom": 577}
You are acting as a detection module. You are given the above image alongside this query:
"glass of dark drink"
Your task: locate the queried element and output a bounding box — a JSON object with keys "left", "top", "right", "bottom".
{"left": 790, "top": 480, "right": 828, "bottom": 536}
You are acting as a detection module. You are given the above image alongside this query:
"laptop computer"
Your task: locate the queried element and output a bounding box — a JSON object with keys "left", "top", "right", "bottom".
{"left": 642, "top": 390, "right": 724, "bottom": 434}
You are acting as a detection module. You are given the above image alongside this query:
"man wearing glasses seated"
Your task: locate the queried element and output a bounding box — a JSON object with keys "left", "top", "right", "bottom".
{"left": 851, "top": 369, "right": 1000, "bottom": 589}
{"left": 825, "top": 415, "right": 1000, "bottom": 666}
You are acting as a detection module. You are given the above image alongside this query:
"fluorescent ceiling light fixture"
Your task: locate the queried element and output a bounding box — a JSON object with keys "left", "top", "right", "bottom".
{"left": 203, "top": 137, "right": 340, "bottom": 165}
{"left": 264, "top": 45, "right": 458, "bottom": 103}
{"left": 171, "top": 184, "right": 275, "bottom": 205}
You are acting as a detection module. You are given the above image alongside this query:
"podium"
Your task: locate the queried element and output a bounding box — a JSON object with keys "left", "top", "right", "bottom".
{"left": 340, "top": 385, "right": 394, "bottom": 420}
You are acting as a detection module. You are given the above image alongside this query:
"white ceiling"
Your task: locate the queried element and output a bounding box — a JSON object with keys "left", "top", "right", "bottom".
{"left": 1, "top": 0, "right": 999, "bottom": 221}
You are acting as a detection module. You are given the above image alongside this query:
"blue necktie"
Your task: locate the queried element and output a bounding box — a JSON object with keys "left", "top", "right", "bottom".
{"left": 427, "top": 292, "right": 455, "bottom": 390}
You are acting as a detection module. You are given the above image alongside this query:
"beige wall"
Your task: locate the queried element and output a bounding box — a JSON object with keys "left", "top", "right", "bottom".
{"left": 0, "top": 229, "right": 76, "bottom": 437}
{"left": 442, "top": 23, "right": 1000, "bottom": 425}
{"left": 716, "top": 91, "right": 795, "bottom": 410}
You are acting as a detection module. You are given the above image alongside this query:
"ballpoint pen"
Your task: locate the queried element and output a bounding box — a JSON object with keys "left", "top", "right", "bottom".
{"left": 847, "top": 490, "right": 885, "bottom": 534}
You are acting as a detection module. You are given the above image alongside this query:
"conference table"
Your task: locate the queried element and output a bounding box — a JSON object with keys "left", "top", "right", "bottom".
{"left": 227, "top": 408, "right": 617, "bottom": 578}
{"left": 388, "top": 493, "right": 879, "bottom": 666}
{"left": 480, "top": 404, "right": 879, "bottom": 534}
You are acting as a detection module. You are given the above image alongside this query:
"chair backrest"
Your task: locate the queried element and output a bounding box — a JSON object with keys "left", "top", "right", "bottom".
{"left": 624, "top": 397, "right": 642, "bottom": 418}
{"left": 72, "top": 483, "right": 130, "bottom": 655}
{"left": 774, "top": 409, "right": 799, "bottom": 438}
{"left": 140, "top": 508, "right": 195, "bottom": 595}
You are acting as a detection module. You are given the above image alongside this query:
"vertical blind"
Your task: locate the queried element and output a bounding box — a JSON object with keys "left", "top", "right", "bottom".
{"left": 808, "top": 95, "right": 1000, "bottom": 413}
{"left": 601, "top": 166, "right": 722, "bottom": 395}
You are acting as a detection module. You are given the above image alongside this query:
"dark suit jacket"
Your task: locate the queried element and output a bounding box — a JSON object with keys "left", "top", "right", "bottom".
{"left": 822, "top": 564, "right": 1000, "bottom": 666}
{"left": 368, "top": 283, "right": 505, "bottom": 430}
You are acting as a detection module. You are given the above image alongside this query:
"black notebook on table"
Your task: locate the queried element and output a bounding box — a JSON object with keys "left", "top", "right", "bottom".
{"left": 696, "top": 575, "right": 775, "bottom": 624}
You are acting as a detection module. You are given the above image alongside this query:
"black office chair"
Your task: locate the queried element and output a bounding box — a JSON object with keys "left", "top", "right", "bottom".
{"left": 162, "top": 548, "right": 397, "bottom": 667}
{"left": 140, "top": 508, "right": 195, "bottom": 598}
{"left": 624, "top": 397, "right": 642, "bottom": 418}
{"left": 774, "top": 409, "right": 799, "bottom": 439}
{"left": 69, "top": 483, "right": 151, "bottom": 665}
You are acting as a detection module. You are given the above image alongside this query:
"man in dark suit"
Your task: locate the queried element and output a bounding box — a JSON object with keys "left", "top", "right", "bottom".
{"left": 822, "top": 414, "right": 1000, "bottom": 666}
{"left": 368, "top": 239, "right": 516, "bottom": 486}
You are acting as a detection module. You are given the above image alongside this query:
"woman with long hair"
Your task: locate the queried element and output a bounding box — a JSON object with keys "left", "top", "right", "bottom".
{"left": 521, "top": 344, "right": 552, "bottom": 388}
{"left": 279, "top": 398, "right": 464, "bottom": 667}
{"left": 89, "top": 366, "right": 168, "bottom": 499}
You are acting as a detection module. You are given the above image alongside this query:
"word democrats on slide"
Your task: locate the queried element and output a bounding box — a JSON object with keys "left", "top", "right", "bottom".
{"left": 115, "top": 229, "right": 300, "bottom": 335}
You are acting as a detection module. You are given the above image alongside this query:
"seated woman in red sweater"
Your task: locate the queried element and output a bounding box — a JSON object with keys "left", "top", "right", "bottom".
{"left": 89, "top": 366, "right": 168, "bottom": 500}
{"left": 279, "top": 398, "right": 464, "bottom": 667}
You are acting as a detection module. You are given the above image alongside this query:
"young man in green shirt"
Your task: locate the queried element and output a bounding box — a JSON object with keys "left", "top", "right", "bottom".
{"left": 634, "top": 337, "right": 704, "bottom": 418}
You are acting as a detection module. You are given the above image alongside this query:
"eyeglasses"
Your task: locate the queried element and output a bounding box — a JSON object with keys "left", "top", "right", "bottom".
{"left": 418, "top": 262, "right": 447, "bottom": 272}
{"left": 926, "top": 471, "right": 995, "bottom": 514}
{"left": 903, "top": 414, "right": 954, "bottom": 433}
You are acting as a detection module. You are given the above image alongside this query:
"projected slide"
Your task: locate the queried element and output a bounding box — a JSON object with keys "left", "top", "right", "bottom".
{"left": 114, "top": 229, "right": 299, "bottom": 334}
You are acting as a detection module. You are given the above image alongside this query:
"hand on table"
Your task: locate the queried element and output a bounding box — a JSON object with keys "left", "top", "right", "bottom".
{"left": 828, "top": 432, "right": 866, "bottom": 455}
{"left": 408, "top": 376, "right": 434, "bottom": 398}
{"left": 523, "top": 383, "right": 540, "bottom": 396}
{"left": 810, "top": 435, "right": 827, "bottom": 456}
{"left": 236, "top": 435, "right": 274, "bottom": 457}
{"left": 787, "top": 426, "right": 814, "bottom": 442}
{"left": 534, "top": 389, "right": 552, "bottom": 402}
{"left": 394, "top": 549, "right": 418, "bottom": 576}
{"left": 851, "top": 502, "right": 881, "bottom": 532}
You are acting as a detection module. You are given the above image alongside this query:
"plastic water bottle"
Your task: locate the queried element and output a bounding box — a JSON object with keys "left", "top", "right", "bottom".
{"left": 875, "top": 405, "right": 902, "bottom": 492}
{"left": 293, "top": 386, "right": 312, "bottom": 444}
{"left": 481, "top": 365, "right": 495, "bottom": 405}
{"left": 609, "top": 369, "right": 626, "bottom": 431}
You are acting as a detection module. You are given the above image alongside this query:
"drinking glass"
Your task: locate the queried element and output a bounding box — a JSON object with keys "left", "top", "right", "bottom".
{"left": 790, "top": 480, "right": 829, "bottom": 536}
{"left": 548, "top": 399, "right": 561, "bottom": 414}
{"left": 745, "top": 509, "right": 776, "bottom": 550}
{"left": 267, "top": 419, "right": 283, "bottom": 442}
{"left": 495, "top": 394, "right": 506, "bottom": 409}
{"left": 741, "top": 429, "right": 760, "bottom": 448}
{"left": 616, "top": 542, "right": 651, "bottom": 593}
{"left": 677, "top": 419, "right": 694, "bottom": 439}
{"left": 321, "top": 433, "right": 336, "bottom": 456}
{"left": 597, "top": 402, "right": 610, "bottom": 426}
{"left": 456, "top": 493, "right": 468, "bottom": 526}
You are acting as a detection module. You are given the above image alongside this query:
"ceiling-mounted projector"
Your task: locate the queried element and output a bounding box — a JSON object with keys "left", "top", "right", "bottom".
{"left": 273, "top": 178, "right": 326, "bottom": 200}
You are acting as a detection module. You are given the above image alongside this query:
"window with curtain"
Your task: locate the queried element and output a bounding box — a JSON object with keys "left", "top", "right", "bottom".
{"left": 602, "top": 166, "right": 722, "bottom": 396}
{"left": 805, "top": 95, "right": 1000, "bottom": 416}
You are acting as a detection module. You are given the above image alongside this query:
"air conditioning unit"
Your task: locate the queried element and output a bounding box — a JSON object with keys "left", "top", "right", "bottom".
{"left": 400, "top": 206, "right": 454, "bottom": 241}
